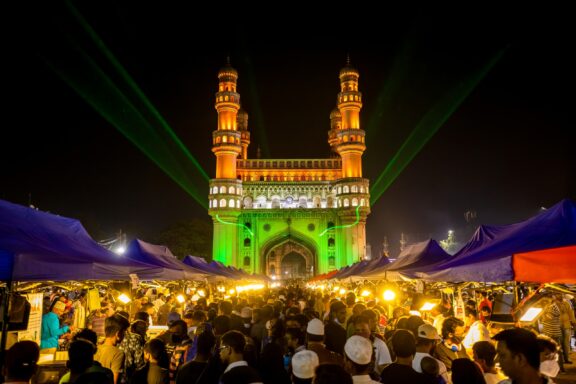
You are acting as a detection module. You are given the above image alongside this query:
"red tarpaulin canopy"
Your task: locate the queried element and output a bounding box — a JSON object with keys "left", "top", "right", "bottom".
{"left": 513, "top": 245, "right": 576, "bottom": 284}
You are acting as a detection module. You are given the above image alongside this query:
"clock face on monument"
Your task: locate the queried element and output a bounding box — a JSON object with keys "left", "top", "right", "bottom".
{"left": 286, "top": 197, "right": 293, "bottom": 204}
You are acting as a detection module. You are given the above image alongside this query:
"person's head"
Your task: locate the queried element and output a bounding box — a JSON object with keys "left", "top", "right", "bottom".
{"left": 451, "top": 358, "right": 486, "bottom": 384}
{"left": 285, "top": 327, "right": 306, "bottom": 350}
{"left": 144, "top": 339, "right": 169, "bottom": 367}
{"left": 67, "top": 339, "right": 95, "bottom": 374}
{"left": 105, "top": 313, "right": 130, "bottom": 344}
{"left": 343, "top": 335, "right": 373, "bottom": 375}
{"left": 3, "top": 341, "right": 39, "bottom": 381}
{"left": 472, "top": 341, "right": 496, "bottom": 372}
{"left": 465, "top": 308, "right": 479, "bottom": 326}
{"left": 441, "top": 316, "right": 465, "bottom": 345}
{"left": 292, "top": 350, "right": 319, "bottom": 383}
{"left": 480, "top": 305, "right": 491, "bottom": 319}
{"left": 360, "top": 309, "right": 379, "bottom": 331}
{"left": 73, "top": 328, "right": 98, "bottom": 347}
{"left": 493, "top": 328, "right": 540, "bottom": 379}
{"left": 196, "top": 328, "right": 216, "bottom": 357}
{"left": 351, "top": 302, "right": 366, "bottom": 316}
{"left": 134, "top": 311, "right": 150, "bottom": 326}
{"left": 345, "top": 292, "right": 356, "bottom": 307}
{"left": 416, "top": 323, "right": 441, "bottom": 352}
{"left": 306, "top": 318, "right": 325, "bottom": 343}
{"left": 405, "top": 315, "right": 425, "bottom": 338}
{"left": 286, "top": 313, "right": 308, "bottom": 331}
{"left": 131, "top": 319, "right": 148, "bottom": 338}
{"left": 391, "top": 329, "right": 416, "bottom": 359}
{"left": 352, "top": 315, "right": 371, "bottom": 339}
{"left": 168, "top": 319, "right": 188, "bottom": 343}
{"left": 219, "top": 300, "right": 233, "bottom": 316}
{"left": 420, "top": 356, "right": 439, "bottom": 377}
{"left": 330, "top": 301, "right": 347, "bottom": 324}
{"left": 313, "top": 364, "right": 353, "bottom": 384}
{"left": 167, "top": 311, "right": 182, "bottom": 326}
{"left": 219, "top": 330, "right": 246, "bottom": 364}
{"left": 52, "top": 300, "right": 66, "bottom": 316}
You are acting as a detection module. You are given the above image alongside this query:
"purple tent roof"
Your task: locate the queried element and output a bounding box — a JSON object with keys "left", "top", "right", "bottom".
{"left": 182, "top": 256, "right": 238, "bottom": 279}
{"left": 420, "top": 199, "right": 576, "bottom": 282}
{"left": 0, "top": 199, "right": 162, "bottom": 281}
{"left": 125, "top": 239, "right": 208, "bottom": 280}
{"left": 363, "top": 239, "right": 452, "bottom": 279}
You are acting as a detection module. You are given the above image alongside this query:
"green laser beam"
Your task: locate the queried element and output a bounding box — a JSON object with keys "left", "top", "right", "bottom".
{"left": 240, "top": 53, "right": 270, "bottom": 158}
{"left": 43, "top": 41, "right": 209, "bottom": 209}
{"left": 215, "top": 214, "right": 254, "bottom": 237}
{"left": 370, "top": 48, "right": 507, "bottom": 206}
{"left": 65, "top": 0, "right": 209, "bottom": 182}
{"left": 319, "top": 205, "right": 361, "bottom": 237}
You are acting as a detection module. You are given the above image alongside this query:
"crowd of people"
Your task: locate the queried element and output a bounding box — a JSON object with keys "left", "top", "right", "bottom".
{"left": 2, "top": 284, "right": 575, "bottom": 384}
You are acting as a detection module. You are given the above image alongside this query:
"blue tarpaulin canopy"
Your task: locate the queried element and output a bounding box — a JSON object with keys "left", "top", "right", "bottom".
{"left": 182, "top": 256, "right": 238, "bottom": 280}
{"left": 0, "top": 199, "right": 164, "bottom": 281}
{"left": 418, "top": 199, "right": 576, "bottom": 282}
{"left": 362, "top": 239, "right": 452, "bottom": 279}
{"left": 124, "top": 239, "right": 208, "bottom": 281}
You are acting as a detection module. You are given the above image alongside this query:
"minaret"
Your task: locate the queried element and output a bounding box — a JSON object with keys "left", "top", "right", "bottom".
{"left": 400, "top": 233, "right": 407, "bottom": 252}
{"left": 382, "top": 236, "right": 389, "bottom": 257}
{"left": 209, "top": 60, "right": 243, "bottom": 266}
{"left": 335, "top": 57, "right": 365, "bottom": 178}
{"left": 328, "top": 107, "right": 342, "bottom": 154}
{"left": 237, "top": 108, "right": 250, "bottom": 159}
{"left": 213, "top": 61, "right": 242, "bottom": 177}
{"left": 333, "top": 57, "right": 370, "bottom": 265}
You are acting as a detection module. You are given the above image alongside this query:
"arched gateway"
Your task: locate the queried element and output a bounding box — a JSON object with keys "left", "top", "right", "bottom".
{"left": 262, "top": 235, "right": 316, "bottom": 279}
{"left": 208, "top": 60, "right": 370, "bottom": 278}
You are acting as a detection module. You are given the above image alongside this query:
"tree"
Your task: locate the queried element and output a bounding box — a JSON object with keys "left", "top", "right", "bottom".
{"left": 153, "top": 218, "right": 213, "bottom": 260}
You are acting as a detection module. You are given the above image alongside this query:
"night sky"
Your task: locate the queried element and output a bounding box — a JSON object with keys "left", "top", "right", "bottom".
{"left": 5, "top": 3, "right": 574, "bottom": 257}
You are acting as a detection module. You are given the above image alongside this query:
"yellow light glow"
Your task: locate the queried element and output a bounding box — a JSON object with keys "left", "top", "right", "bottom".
{"left": 520, "top": 307, "right": 542, "bottom": 322}
{"left": 176, "top": 295, "right": 185, "bottom": 304}
{"left": 228, "top": 289, "right": 235, "bottom": 295}
{"left": 383, "top": 290, "right": 396, "bottom": 301}
{"left": 409, "top": 310, "right": 421, "bottom": 317}
{"left": 420, "top": 302, "right": 436, "bottom": 311}
{"left": 333, "top": 286, "right": 340, "bottom": 292}
{"left": 361, "top": 290, "right": 371, "bottom": 297}
{"left": 197, "top": 289, "right": 206, "bottom": 297}
{"left": 118, "top": 293, "right": 131, "bottom": 304}
{"left": 339, "top": 288, "right": 346, "bottom": 295}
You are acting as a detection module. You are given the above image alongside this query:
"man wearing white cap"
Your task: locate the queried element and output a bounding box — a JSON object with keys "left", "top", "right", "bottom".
{"left": 291, "top": 350, "right": 319, "bottom": 384}
{"left": 306, "top": 318, "right": 344, "bottom": 365}
{"left": 413, "top": 323, "right": 450, "bottom": 383}
{"left": 343, "top": 335, "right": 381, "bottom": 384}
{"left": 40, "top": 300, "right": 71, "bottom": 353}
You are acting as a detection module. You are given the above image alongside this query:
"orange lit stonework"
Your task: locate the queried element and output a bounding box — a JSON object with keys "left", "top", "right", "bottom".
{"left": 208, "top": 60, "right": 370, "bottom": 278}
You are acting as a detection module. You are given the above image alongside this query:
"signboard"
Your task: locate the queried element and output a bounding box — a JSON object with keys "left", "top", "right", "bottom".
{"left": 18, "top": 293, "right": 43, "bottom": 344}
{"left": 129, "top": 274, "right": 139, "bottom": 289}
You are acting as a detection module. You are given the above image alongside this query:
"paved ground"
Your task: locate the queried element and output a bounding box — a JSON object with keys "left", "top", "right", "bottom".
{"left": 554, "top": 350, "right": 576, "bottom": 384}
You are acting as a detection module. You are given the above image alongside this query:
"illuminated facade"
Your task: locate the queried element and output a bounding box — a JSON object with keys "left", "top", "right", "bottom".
{"left": 208, "top": 60, "right": 370, "bottom": 278}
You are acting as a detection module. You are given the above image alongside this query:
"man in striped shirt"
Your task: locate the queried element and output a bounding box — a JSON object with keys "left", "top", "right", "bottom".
{"left": 541, "top": 296, "right": 565, "bottom": 373}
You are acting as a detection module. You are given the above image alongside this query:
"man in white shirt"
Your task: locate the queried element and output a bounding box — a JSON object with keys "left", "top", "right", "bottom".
{"left": 413, "top": 323, "right": 451, "bottom": 383}
{"left": 462, "top": 308, "right": 490, "bottom": 354}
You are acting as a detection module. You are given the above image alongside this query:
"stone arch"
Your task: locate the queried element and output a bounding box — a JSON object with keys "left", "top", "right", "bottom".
{"left": 261, "top": 231, "right": 317, "bottom": 278}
